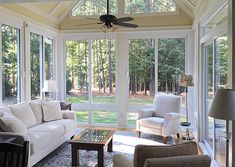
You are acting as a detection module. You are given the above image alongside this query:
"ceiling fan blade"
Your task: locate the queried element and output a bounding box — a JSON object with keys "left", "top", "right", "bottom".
{"left": 86, "top": 17, "right": 100, "bottom": 21}
{"left": 76, "top": 23, "right": 101, "bottom": 27}
{"left": 115, "top": 17, "right": 134, "bottom": 23}
{"left": 113, "top": 22, "right": 138, "bottom": 28}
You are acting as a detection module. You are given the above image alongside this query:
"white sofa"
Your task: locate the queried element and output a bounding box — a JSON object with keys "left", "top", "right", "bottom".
{"left": 0, "top": 100, "right": 75, "bottom": 167}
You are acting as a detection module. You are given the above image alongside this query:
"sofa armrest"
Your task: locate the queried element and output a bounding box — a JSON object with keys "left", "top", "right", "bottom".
{"left": 162, "top": 112, "right": 180, "bottom": 136}
{"left": 61, "top": 110, "right": 76, "bottom": 120}
{"left": 144, "top": 155, "right": 211, "bottom": 167}
{"left": 0, "top": 132, "right": 30, "bottom": 142}
{"left": 113, "top": 154, "right": 133, "bottom": 167}
{"left": 137, "top": 109, "right": 154, "bottom": 119}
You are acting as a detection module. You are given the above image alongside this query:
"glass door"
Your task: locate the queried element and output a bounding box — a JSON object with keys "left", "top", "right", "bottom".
{"left": 203, "top": 35, "right": 228, "bottom": 167}
{"left": 204, "top": 42, "right": 214, "bottom": 151}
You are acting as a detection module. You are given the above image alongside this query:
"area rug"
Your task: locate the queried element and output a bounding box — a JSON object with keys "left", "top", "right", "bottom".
{"left": 33, "top": 130, "right": 173, "bottom": 167}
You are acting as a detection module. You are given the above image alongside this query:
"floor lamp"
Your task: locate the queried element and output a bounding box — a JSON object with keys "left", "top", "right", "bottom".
{"left": 179, "top": 74, "right": 194, "bottom": 126}
{"left": 209, "top": 89, "right": 235, "bottom": 167}
{"left": 42, "top": 80, "right": 58, "bottom": 100}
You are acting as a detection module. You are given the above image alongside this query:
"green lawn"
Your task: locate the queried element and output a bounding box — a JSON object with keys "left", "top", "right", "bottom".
{"left": 67, "top": 96, "right": 115, "bottom": 104}
{"left": 67, "top": 95, "right": 153, "bottom": 104}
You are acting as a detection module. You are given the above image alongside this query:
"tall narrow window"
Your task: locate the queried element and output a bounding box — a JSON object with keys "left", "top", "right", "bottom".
{"left": 30, "top": 32, "right": 41, "bottom": 99}
{"left": 91, "top": 39, "right": 116, "bottom": 104}
{"left": 158, "top": 38, "right": 185, "bottom": 121}
{"left": 1, "top": 24, "right": 20, "bottom": 105}
{"left": 44, "top": 37, "right": 53, "bottom": 80}
{"left": 128, "top": 39, "right": 155, "bottom": 105}
{"left": 205, "top": 43, "right": 214, "bottom": 150}
{"left": 66, "top": 40, "right": 89, "bottom": 103}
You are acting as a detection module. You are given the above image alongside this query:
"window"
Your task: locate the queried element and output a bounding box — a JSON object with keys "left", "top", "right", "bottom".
{"left": 127, "top": 37, "right": 186, "bottom": 126}
{"left": 72, "top": 0, "right": 118, "bottom": 16}
{"left": 128, "top": 39, "right": 155, "bottom": 105}
{"left": 44, "top": 37, "right": 53, "bottom": 80}
{"left": 66, "top": 39, "right": 117, "bottom": 124}
{"left": 30, "top": 33, "right": 41, "bottom": 99}
{"left": 1, "top": 24, "right": 21, "bottom": 105}
{"left": 125, "top": 0, "right": 176, "bottom": 14}
{"left": 30, "top": 33, "right": 54, "bottom": 100}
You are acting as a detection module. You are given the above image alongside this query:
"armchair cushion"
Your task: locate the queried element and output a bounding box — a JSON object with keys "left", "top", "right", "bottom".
{"left": 144, "top": 155, "right": 211, "bottom": 167}
{"left": 138, "top": 109, "right": 154, "bottom": 119}
{"left": 153, "top": 93, "right": 181, "bottom": 118}
{"left": 137, "top": 117, "right": 164, "bottom": 129}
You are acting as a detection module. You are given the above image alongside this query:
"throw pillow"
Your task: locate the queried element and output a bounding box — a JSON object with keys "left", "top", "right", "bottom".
{"left": 41, "top": 100, "right": 62, "bottom": 122}
{"left": 10, "top": 102, "right": 37, "bottom": 128}
{"left": 29, "top": 100, "right": 43, "bottom": 124}
{"left": 0, "top": 113, "right": 28, "bottom": 134}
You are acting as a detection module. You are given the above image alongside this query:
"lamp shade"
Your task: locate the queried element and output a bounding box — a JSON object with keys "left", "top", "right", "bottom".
{"left": 209, "top": 89, "right": 235, "bottom": 120}
{"left": 179, "top": 74, "right": 194, "bottom": 87}
{"left": 42, "top": 80, "right": 58, "bottom": 92}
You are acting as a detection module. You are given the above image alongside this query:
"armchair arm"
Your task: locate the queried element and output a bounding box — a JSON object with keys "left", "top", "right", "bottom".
{"left": 134, "top": 142, "right": 198, "bottom": 167}
{"left": 137, "top": 109, "right": 154, "bottom": 119}
{"left": 61, "top": 110, "right": 76, "bottom": 120}
{"left": 113, "top": 154, "right": 133, "bottom": 167}
{"left": 144, "top": 155, "right": 211, "bottom": 167}
{"left": 162, "top": 112, "right": 180, "bottom": 136}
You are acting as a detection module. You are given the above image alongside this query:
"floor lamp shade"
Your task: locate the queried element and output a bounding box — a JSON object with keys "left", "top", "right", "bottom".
{"left": 42, "top": 80, "right": 58, "bottom": 93}
{"left": 209, "top": 89, "right": 235, "bottom": 120}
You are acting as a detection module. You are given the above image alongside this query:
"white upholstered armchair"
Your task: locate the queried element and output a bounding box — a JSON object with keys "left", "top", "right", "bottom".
{"left": 136, "top": 93, "right": 181, "bottom": 143}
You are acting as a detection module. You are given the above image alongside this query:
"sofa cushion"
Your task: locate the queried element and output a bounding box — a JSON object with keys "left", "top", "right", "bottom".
{"left": 28, "top": 122, "right": 65, "bottom": 139}
{"left": 153, "top": 93, "right": 181, "bottom": 118}
{"left": 0, "top": 112, "right": 28, "bottom": 134}
{"left": 29, "top": 100, "right": 43, "bottom": 124}
{"left": 41, "top": 100, "right": 62, "bottom": 122}
{"left": 27, "top": 131, "right": 52, "bottom": 155}
{"left": 44, "top": 119, "right": 75, "bottom": 133}
{"left": 10, "top": 102, "right": 37, "bottom": 128}
{"left": 138, "top": 117, "right": 164, "bottom": 129}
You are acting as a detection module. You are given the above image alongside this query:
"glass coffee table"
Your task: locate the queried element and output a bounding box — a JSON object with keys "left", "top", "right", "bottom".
{"left": 69, "top": 128, "right": 115, "bottom": 167}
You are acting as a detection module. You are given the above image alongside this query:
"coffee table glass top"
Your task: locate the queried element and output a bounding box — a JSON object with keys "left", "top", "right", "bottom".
{"left": 71, "top": 129, "right": 115, "bottom": 144}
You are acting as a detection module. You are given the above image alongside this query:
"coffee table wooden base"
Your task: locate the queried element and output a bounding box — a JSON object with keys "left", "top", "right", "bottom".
{"left": 71, "top": 138, "right": 113, "bottom": 167}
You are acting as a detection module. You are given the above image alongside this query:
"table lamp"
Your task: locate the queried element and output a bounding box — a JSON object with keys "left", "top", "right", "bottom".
{"left": 209, "top": 89, "right": 235, "bottom": 167}
{"left": 179, "top": 74, "right": 194, "bottom": 126}
{"left": 42, "top": 80, "right": 58, "bottom": 100}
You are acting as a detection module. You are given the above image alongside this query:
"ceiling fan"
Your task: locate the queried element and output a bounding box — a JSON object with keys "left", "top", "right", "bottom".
{"left": 77, "top": 0, "right": 138, "bottom": 32}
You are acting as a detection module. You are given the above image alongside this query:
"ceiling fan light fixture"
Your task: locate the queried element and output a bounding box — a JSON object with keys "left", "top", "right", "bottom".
{"left": 101, "top": 24, "right": 108, "bottom": 32}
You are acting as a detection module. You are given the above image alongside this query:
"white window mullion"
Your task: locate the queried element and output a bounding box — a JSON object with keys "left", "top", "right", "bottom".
{"left": 88, "top": 39, "right": 92, "bottom": 125}
{"left": 155, "top": 36, "right": 158, "bottom": 93}
{"left": 40, "top": 36, "right": 45, "bottom": 99}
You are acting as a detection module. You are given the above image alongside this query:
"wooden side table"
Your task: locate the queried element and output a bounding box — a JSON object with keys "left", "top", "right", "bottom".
{"left": 60, "top": 102, "right": 72, "bottom": 110}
